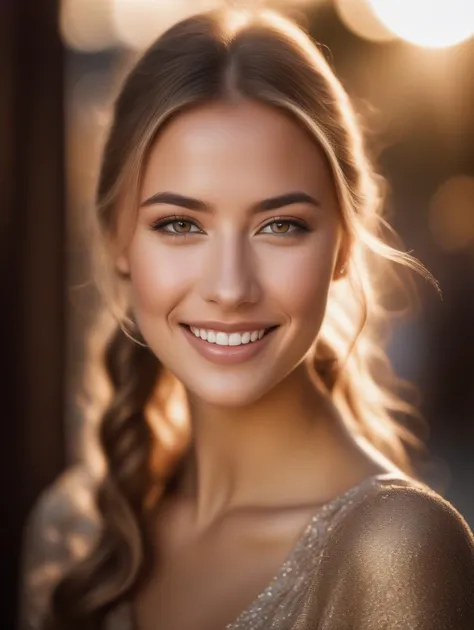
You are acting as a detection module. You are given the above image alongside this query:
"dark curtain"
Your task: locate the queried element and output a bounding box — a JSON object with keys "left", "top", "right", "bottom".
{"left": 0, "top": 0, "right": 66, "bottom": 627}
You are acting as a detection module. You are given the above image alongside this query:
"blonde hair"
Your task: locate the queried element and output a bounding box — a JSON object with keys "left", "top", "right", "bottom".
{"left": 45, "top": 7, "right": 439, "bottom": 628}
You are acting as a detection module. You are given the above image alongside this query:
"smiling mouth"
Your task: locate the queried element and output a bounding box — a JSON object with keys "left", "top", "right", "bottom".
{"left": 178, "top": 322, "right": 279, "bottom": 364}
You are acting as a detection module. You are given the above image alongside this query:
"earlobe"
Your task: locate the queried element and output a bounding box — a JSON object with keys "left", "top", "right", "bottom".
{"left": 116, "top": 254, "right": 130, "bottom": 276}
{"left": 333, "top": 251, "right": 349, "bottom": 281}
{"left": 333, "top": 262, "right": 346, "bottom": 281}
{"left": 334, "top": 233, "right": 351, "bottom": 281}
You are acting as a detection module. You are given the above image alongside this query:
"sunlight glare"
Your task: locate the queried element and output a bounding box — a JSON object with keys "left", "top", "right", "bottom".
{"left": 335, "top": 0, "right": 395, "bottom": 43}
{"left": 368, "top": 0, "right": 474, "bottom": 49}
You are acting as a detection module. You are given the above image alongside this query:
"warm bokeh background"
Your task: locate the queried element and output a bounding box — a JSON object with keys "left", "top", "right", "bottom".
{"left": 2, "top": 1, "right": 473, "bottom": 627}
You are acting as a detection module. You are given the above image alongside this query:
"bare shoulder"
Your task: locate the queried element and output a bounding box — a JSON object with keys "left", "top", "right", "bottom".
{"left": 311, "top": 477, "right": 474, "bottom": 629}
{"left": 19, "top": 465, "right": 100, "bottom": 630}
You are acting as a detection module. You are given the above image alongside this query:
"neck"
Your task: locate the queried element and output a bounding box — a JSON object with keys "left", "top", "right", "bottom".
{"left": 170, "top": 361, "right": 354, "bottom": 530}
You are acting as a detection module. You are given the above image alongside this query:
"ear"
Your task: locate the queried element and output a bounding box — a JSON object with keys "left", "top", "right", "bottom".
{"left": 115, "top": 253, "right": 130, "bottom": 276}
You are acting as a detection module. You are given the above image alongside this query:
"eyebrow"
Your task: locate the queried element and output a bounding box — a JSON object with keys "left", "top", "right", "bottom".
{"left": 139, "top": 191, "right": 321, "bottom": 213}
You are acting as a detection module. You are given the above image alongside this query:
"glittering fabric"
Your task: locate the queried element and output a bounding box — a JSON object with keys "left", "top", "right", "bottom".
{"left": 19, "top": 469, "right": 474, "bottom": 630}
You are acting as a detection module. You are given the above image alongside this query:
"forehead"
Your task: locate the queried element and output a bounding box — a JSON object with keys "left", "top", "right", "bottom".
{"left": 141, "top": 100, "right": 333, "bottom": 199}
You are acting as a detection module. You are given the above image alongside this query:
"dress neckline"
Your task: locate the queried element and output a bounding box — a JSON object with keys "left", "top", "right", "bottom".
{"left": 125, "top": 471, "right": 409, "bottom": 630}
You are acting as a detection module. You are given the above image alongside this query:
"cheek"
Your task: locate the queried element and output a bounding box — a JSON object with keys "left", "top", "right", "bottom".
{"left": 264, "top": 240, "right": 336, "bottom": 320}
{"left": 127, "top": 237, "right": 198, "bottom": 314}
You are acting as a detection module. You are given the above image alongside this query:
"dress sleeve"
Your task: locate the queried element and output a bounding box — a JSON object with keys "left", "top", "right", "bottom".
{"left": 307, "top": 483, "right": 474, "bottom": 629}
{"left": 18, "top": 467, "right": 99, "bottom": 630}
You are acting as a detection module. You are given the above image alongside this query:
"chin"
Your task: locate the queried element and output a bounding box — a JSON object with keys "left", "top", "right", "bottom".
{"left": 182, "top": 374, "right": 279, "bottom": 409}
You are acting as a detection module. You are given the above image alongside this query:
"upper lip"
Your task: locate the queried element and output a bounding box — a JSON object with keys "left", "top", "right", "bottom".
{"left": 182, "top": 321, "right": 279, "bottom": 333}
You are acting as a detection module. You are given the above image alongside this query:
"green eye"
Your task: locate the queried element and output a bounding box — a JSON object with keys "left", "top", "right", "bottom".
{"left": 259, "top": 219, "right": 308, "bottom": 235}
{"left": 167, "top": 220, "right": 193, "bottom": 233}
{"left": 151, "top": 216, "right": 201, "bottom": 235}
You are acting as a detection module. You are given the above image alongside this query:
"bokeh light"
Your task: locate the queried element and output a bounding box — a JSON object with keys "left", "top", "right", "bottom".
{"left": 60, "top": 0, "right": 117, "bottom": 52}
{"left": 429, "top": 176, "right": 474, "bottom": 252}
{"left": 110, "top": 0, "right": 219, "bottom": 50}
{"left": 334, "top": 0, "right": 395, "bottom": 43}
{"left": 368, "top": 0, "right": 474, "bottom": 49}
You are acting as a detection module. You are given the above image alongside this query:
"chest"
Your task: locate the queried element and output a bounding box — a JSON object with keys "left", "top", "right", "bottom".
{"left": 132, "top": 504, "right": 315, "bottom": 630}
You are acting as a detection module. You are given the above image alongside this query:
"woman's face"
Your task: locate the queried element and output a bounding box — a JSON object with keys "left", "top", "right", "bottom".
{"left": 117, "top": 100, "right": 345, "bottom": 407}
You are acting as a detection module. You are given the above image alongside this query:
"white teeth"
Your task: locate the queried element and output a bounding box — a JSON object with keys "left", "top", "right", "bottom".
{"left": 189, "top": 326, "right": 271, "bottom": 346}
{"left": 207, "top": 330, "right": 216, "bottom": 343}
{"left": 215, "top": 332, "right": 229, "bottom": 346}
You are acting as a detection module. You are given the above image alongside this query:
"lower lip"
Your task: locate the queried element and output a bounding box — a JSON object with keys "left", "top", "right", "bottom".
{"left": 180, "top": 325, "right": 278, "bottom": 365}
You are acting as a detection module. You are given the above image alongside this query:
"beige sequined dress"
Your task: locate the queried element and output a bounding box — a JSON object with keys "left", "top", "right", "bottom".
{"left": 20, "top": 469, "right": 474, "bottom": 629}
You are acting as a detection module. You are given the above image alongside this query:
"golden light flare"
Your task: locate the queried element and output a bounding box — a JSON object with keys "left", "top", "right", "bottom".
{"left": 334, "top": 0, "right": 395, "bottom": 43}
{"left": 60, "top": 0, "right": 474, "bottom": 52}
{"left": 368, "top": 0, "right": 474, "bottom": 49}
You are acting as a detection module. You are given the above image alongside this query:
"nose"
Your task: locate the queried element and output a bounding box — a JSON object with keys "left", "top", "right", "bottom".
{"left": 199, "top": 231, "right": 261, "bottom": 310}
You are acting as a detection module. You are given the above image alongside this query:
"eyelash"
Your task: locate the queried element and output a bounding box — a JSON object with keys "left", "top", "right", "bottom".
{"left": 150, "top": 215, "right": 310, "bottom": 238}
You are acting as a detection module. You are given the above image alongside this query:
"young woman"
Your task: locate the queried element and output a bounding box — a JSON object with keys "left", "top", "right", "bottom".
{"left": 20, "top": 7, "right": 474, "bottom": 630}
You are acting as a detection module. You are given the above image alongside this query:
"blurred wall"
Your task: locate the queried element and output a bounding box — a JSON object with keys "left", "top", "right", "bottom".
{"left": 0, "top": 0, "right": 66, "bottom": 627}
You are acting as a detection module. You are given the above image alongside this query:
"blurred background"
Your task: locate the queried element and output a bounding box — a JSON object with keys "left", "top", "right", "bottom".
{"left": 2, "top": 0, "right": 474, "bottom": 627}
